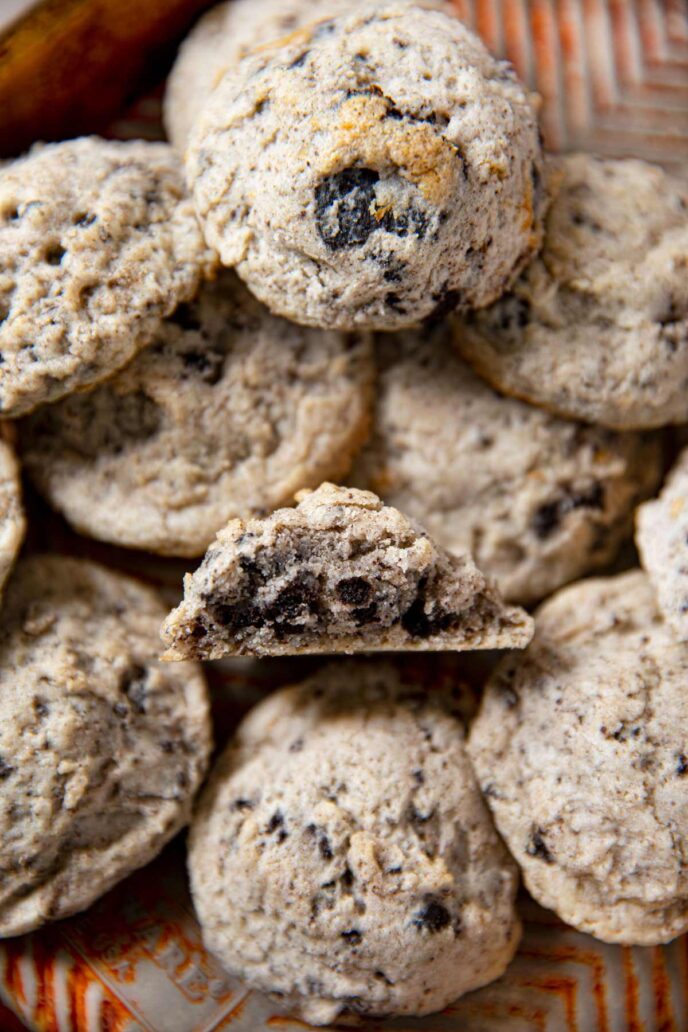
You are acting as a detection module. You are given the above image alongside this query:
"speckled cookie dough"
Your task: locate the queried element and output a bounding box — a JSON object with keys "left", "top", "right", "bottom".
{"left": 161, "top": 483, "right": 533, "bottom": 659}
{"left": 0, "top": 137, "right": 213, "bottom": 417}
{"left": 454, "top": 154, "right": 688, "bottom": 430}
{"left": 19, "top": 271, "right": 373, "bottom": 558}
{"left": 469, "top": 571, "right": 688, "bottom": 945}
{"left": 352, "top": 325, "right": 663, "bottom": 605}
{"left": 166, "top": 0, "right": 451, "bottom": 152}
{"left": 0, "top": 436, "right": 25, "bottom": 596}
{"left": 187, "top": 1, "right": 547, "bottom": 330}
{"left": 188, "top": 661, "right": 521, "bottom": 1024}
{"left": 0, "top": 555, "right": 211, "bottom": 938}
{"left": 637, "top": 448, "right": 688, "bottom": 641}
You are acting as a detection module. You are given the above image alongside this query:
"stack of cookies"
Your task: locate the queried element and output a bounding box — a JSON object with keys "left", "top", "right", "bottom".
{"left": 0, "top": 0, "right": 687, "bottom": 1025}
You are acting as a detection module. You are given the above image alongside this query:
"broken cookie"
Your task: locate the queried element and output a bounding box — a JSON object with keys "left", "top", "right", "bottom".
{"left": 161, "top": 483, "right": 533, "bottom": 659}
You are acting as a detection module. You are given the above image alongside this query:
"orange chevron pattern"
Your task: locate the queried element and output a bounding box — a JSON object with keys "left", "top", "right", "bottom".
{"left": 1, "top": 2, "right": 687, "bottom": 1030}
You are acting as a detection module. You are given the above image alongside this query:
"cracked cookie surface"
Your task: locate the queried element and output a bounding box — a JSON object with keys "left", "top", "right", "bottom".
{"left": 161, "top": 483, "right": 533, "bottom": 659}
{"left": 0, "top": 555, "right": 211, "bottom": 937}
{"left": 20, "top": 271, "right": 373, "bottom": 557}
{"left": 0, "top": 137, "right": 212, "bottom": 417}
{"left": 353, "top": 325, "right": 662, "bottom": 605}
{"left": 469, "top": 571, "right": 688, "bottom": 944}
{"left": 454, "top": 154, "right": 688, "bottom": 429}
{"left": 188, "top": 660, "right": 520, "bottom": 1025}
{"left": 637, "top": 447, "right": 688, "bottom": 641}
{"left": 187, "top": 1, "right": 546, "bottom": 330}
{"left": 166, "top": 0, "right": 440, "bottom": 152}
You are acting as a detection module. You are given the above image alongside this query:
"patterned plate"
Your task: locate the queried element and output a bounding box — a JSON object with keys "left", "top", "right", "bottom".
{"left": 1, "top": 1, "right": 688, "bottom": 1030}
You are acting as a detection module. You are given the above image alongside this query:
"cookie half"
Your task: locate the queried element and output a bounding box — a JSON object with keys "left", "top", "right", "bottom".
{"left": 454, "top": 154, "right": 688, "bottom": 429}
{"left": 20, "top": 271, "right": 373, "bottom": 557}
{"left": 0, "top": 137, "right": 212, "bottom": 417}
{"left": 187, "top": 1, "right": 546, "bottom": 330}
{"left": 161, "top": 483, "right": 533, "bottom": 659}
{"left": 469, "top": 570, "right": 688, "bottom": 945}
{"left": 189, "top": 660, "right": 521, "bottom": 1024}
{"left": 637, "top": 447, "right": 688, "bottom": 641}
{"left": 353, "top": 325, "right": 662, "bottom": 605}
{"left": 0, "top": 555, "right": 211, "bottom": 937}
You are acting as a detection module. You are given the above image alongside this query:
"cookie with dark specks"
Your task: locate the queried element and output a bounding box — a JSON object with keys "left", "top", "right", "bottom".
{"left": 454, "top": 154, "right": 688, "bottom": 429}
{"left": 188, "top": 660, "right": 521, "bottom": 1024}
{"left": 161, "top": 483, "right": 533, "bottom": 659}
{"left": 0, "top": 436, "right": 25, "bottom": 595}
{"left": 20, "top": 271, "right": 373, "bottom": 557}
{"left": 469, "top": 571, "right": 688, "bottom": 945}
{"left": 353, "top": 325, "right": 662, "bottom": 605}
{"left": 0, "top": 555, "right": 211, "bottom": 938}
{"left": 187, "top": 1, "right": 546, "bottom": 330}
{"left": 637, "top": 447, "right": 688, "bottom": 641}
{"left": 0, "top": 137, "right": 213, "bottom": 417}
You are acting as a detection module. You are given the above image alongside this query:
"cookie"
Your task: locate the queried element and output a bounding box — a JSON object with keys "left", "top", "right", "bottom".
{"left": 0, "top": 137, "right": 212, "bottom": 417}
{"left": 454, "top": 154, "right": 688, "bottom": 430}
{"left": 161, "top": 483, "right": 533, "bottom": 659}
{"left": 353, "top": 325, "right": 662, "bottom": 605}
{"left": 0, "top": 555, "right": 211, "bottom": 937}
{"left": 0, "top": 436, "right": 25, "bottom": 595}
{"left": 187, "top": 1, "right": 547, "bottom": 330}
{"left": 19, "top": 271, "right": 373, "bottom": 557}
{"left": 188, "top": 660, "right": 521, "bottom": 1024}
{"left": 637, "top": 448, "right": 688, "bottom": 641}
{"left": 469, "top": 571, "right": 688, "bottom": 945}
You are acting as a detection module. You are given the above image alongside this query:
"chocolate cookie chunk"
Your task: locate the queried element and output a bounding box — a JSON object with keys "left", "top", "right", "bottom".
{"left": 161, "top": 483, "right": 533, "bottom": 659}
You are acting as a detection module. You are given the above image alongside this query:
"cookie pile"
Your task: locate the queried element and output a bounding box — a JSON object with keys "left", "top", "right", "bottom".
{"left": 0, "top": 0, "right": 687, "bottom": 1024}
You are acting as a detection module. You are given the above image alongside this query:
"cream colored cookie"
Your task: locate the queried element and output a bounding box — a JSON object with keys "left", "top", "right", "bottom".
{"left": 187, "top": 2, "right": 546, "bottom": 330}
{"left": 637, "top": 447, "right": 688, "bottom": 641}
{"left": 0, "top": 137, "right": 212, "bottom": 417}
{"left": 454, "top": 154, "right": 688, "bottom": 429}
{"left": 0, "top": 436, "right": 25, "bottom": 595}
{"left": 189, "top": 660, "right": 521, "bottom": 1024}
{"left": 469, "top": 571, "right": 688, "bottom": 945}
{"left": 353, "top": 325, "right": 662, "bottom": 605}
{"left": 0, "top": 555, "right": 211, "bottom": 937}
{"left": 161, "top": 483, "right": 533, "bottom": 659}
{"left": 20, "top": 271, "right": 373, "bottom": 557}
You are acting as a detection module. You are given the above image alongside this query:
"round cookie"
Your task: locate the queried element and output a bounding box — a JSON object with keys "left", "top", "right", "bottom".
{"left": 354, "top": 326, "right": 662, "bottom": 605}
{"left": 187, "top": 1, "right": 547, "bottom": 330}
{"left": 189, "top": 661, "right": 520, "bottom": 1024}
{"left": 454, "top": 154, "right": 688, "bottom": 430}
{"left": 0, "top": 555, "right": 211, "bottom": 937}
{"left": 0, "top": 137, "right": 212, "bottom": 417}
{"left": 469, "top": 571, "right": 688, "bottom": 945}
{"left": 637, "top": 447, "right": 688, "bottom": 641}
{"left": 19, "top": 271, "right": 373, "bottom": 557}
{"left": 0, "top": 436, "right": 25, "bottom": 595}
